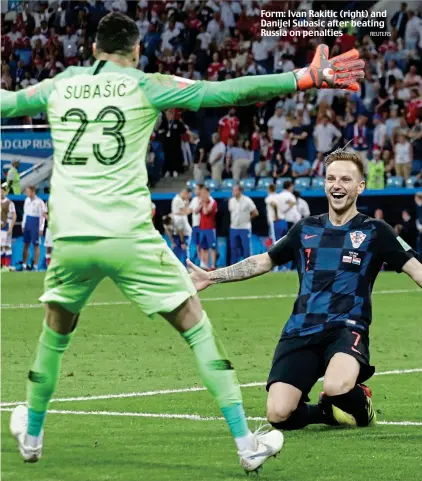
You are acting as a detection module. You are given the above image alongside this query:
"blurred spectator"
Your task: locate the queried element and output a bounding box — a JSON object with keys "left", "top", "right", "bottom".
{"left": 404, "top": 10, "right": 422, "bottom": 51}
{"left": 312, "top": 152, "right": 326, "bottom": 177}
{"left": 161, "top": 20, "right": 180, "bottom": 53}
{"left": 386, "top": 106, "right": 401, "bottom": 140}
{"left": 291, "top": 156, "right": 311, "bottom": 178}
{"left": 159, "top": 109, "right": 187, "bottom": 178}
{"left": 367, "top": 150, "right": 385, "bottom": 190}
{"left": 404, "top": 65, "right": 422, "bottom": 88}
{"left": 209, "top": 132, "right": 226, "bottom": 183}
{"left": 351, "top": 115, "right": 369, "bottom": 171}
{"left": 267, "top": 102, "right": 288, "bottom": 162}
{"left": 6, "top": 160, "right": 21, "bottom": 195}
{"left": 382, "top": 149, "right": 396, "bottom": 177}
{"left": 252, "top": 34, "right": 271, "bottom": 73}
{"left": 405, "top": 88, "right": 422, "bottom": 127}
{"left": 207, "top": 52, "right": 223, "bottom": 80}
{"left": 273, "top": 152, "right": 290, "bottom": 181}
{"left": 386, "top": 60, "right": 404, "bottom": 81}
{"left": 373, "top": 114, "right": 387, "bottom": 152}
{"left": 228, "top": 185, "right": 258, "bottom": 263}
{"left": 20, "top": 70, "right": 37, "bottom": 89}
{"left": 60, "top": 26, "right": 78, "bottom": 64}
{"left": 136, "top": 9, "right": 150, "bottom": 39}
{"left": 218, "top": 107, "right": 239, "bottom": 145}
{"left": 288, "top": 114, "right": 308, "bottom": 160}
{"left": 409, "top": 123, "right": 422, "bottom": 174}
{"left": 199, "top": 187, "right": 217, "bottom": 271}
{"left": 394, "top": 132, "right": 413, "bottom": 181}
{"left": 226, "top": 139, "right": 252, "bottom": 182}
{"left": 374, "top": 208, "right": 384, "bottom": 220}
{"left": 390, "top": 3, "right": 408, "bottom": 39}
{"left": 193, "top": 138, "right": 207, "bottom": 183}
{"left": 335, "top": 29, "right": 356, "bottom": 53}
{"left": 255, "top": 155, "right": 272, "bottom": 184}
{"left": 313, "top": 115, "right": 341, "bottom": 156}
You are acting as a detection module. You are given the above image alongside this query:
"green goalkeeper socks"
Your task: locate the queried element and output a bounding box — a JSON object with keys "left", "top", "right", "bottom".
{"left": 182, "top": 312, "right": 249, "bottom": 439}
{"left": 27, "top": 321, "right": 73, "bottom": 436}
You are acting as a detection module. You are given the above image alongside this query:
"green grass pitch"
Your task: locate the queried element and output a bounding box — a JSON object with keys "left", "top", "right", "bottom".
{"left": 1, "top": 271, "right": 421, "bottom": 481}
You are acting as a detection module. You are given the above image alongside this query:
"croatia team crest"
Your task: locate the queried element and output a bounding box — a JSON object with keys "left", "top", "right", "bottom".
{"left": 350, "top": 231, "right": 366, "bottom": 249}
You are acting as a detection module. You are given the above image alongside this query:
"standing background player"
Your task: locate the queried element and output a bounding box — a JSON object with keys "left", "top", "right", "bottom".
{"left": 189, "top": 150, "right": 422, "bottom": 434}
{"left": 21, "top": 186, "right": 46, "bottom": 271}
{"left": 1, "top": 185, "right": 17, "bottom": 270}
{"left": 1, "top": 17, "right": 366, "bottom": 472}
{"left": 199, "top": 186, "right": 218, "bottom": 271}
{"left": 170, "top": 188, "right": 192, "bottom": 267}
{"left": 188, "top": 183, "right": 204, "bottom": 266}
{"left": 228, "top": 185, "right": 258, "bottom": 264}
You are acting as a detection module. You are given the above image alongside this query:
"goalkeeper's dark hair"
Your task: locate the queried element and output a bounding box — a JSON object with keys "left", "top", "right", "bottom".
{"left": 325, "top": 148, "right": 364, "bottom": 178}
{"left": 96, "top": 12, "right": 140, "bottom": 56}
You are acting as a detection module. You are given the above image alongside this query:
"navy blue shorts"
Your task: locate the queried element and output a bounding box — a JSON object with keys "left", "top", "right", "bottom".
{"left": 200, "top": 229, "right": 216, "bottom": 249}
{"left": 23, "top": 216, "right": 40, "bottom": 245}
{"left": 191, "top": 226, "right": 201, "bottom": 246}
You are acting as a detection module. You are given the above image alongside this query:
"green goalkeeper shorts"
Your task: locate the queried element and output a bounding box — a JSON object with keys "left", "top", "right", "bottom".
{"left": 39, "top": 230, "right": 197, "bottom": 316}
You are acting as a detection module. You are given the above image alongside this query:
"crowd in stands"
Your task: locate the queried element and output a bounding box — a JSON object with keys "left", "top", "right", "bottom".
{"left": 1, "top": 1, "right": 422, "bottom": 189}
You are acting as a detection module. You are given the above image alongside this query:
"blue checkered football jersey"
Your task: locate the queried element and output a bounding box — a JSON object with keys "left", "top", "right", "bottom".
{"left": 268, "top": 213, "right": 415, "bottom": 338}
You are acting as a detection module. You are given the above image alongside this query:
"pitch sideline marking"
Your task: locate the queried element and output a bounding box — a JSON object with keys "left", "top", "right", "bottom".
{"left": 1, "top": 368, "right": 422, "bottom": 407}
{"left": 1, "top": 288, "right": 420, "bottom": 310}
{"left": 0, "top": 407, "right": 420, "bottom": 426}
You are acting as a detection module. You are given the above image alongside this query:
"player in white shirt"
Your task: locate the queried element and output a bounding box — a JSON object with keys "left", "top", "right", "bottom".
{"left": 22, "top": 186, "right": 46, "bottom": 271}
{"left": 292, "top": 190, "right": 311, "bottom": 223}
{"left": 188, "top": 184, "right": 204, "bottom": 265}
{"left": 228, "top": 185, "right": 258, "bottom": 263}
{"left": 170, "top": 188, "right": 192, "bottom": 266}
{"left": 276, "top": 180, "right": 299, "bottom": 228}
{"left": 265, "top": 184, "right": 285, "bottom": 243}
{"left": 1, "top": 185, "right": 17, "bottom": 269}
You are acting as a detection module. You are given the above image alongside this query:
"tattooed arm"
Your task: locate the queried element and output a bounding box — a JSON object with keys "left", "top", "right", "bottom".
{"left": 187, "top": 253, "right": 274, "bottom": 291}
{"left": 209, "top": 254, "right": 274, "bottom": 283}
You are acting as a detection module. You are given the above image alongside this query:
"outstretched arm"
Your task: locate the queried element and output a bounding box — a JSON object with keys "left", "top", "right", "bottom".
{"left": 402, "top": 257, "right": 422, "bottom": 288}
{"left": 187, "top": 253, "right": 274, "bottom": 292}
{"left": 145, "top": 45, "right": 365, "bottom": 111}
{"left": 1, "top": 79, "right": 55, "bottom": 118}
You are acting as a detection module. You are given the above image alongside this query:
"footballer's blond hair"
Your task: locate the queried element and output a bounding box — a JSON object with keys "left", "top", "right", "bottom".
{"left": 325, "top": 149, "right": 365, "bottom": 178}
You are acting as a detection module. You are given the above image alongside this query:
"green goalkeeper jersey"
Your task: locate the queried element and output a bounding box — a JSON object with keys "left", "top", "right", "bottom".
{"left": 1, "top": 60, "right": 297, "bottom": 240}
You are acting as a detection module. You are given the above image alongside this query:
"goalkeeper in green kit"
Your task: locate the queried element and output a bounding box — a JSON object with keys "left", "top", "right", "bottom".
{"left": 1, "top": 12, "right": 365, "bottom": 473}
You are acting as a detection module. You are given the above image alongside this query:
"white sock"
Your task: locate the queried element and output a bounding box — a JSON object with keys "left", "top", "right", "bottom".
{"left": 235, "top": 431, "right": 255, "bottom": 453}
{"left": 25, "top": 433, "right": 42, "bottom": 448}
{"left": 22, "top": 263, "right": 27, "bottom": 269}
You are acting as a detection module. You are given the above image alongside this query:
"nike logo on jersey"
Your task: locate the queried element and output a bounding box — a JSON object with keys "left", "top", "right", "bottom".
{"left": 304, "top": 234, "right": 318, "bottom": 240}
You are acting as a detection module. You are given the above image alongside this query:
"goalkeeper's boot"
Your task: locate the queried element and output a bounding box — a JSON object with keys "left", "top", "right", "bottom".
{"left": 318, "top": 391, "right": 357, "bottom": 427}
{"left": 10, "top": 405, "right": 43, "bottom": 463}
{"left": 238, "top": 425, "right": 284, "bottom": 474}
